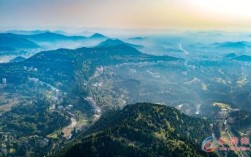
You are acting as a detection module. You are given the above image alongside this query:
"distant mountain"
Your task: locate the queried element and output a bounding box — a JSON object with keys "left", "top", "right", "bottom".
{"left": 9, "top": 56, "right": 26, "bottom": 62}
{"left": 128, "top": 36, "right": 147, "bottom": 40}
{"left": 89, "top": 33, "right": 108, "bottom": 39}
{"left": 223, "top": 53, "right": 251, "bottom": 62}
{"left": 6, "top": 30, "right": 49, "bottom": 35}
{"left": 0, "top": 33, "right": 39, "bottom": 49}
{"left": 224, "top": 53, "right": 237, "bottom": 58}
{"left": 98, "top": 39, "right": 144, "bottom": 49}
{"left": 21, "top": 32, "right": 86, "bottom": 42}
{"left": 233, "top": 55, "right": 251, "bottom": 62}
{"left": 53, "top": 103, "right": 217, "bottom": 157}
{"left": 213, "top": 41, "right": 251, "bottom": 49}
{"left": 98, "top": 39, "right": 125, "bottom": 47}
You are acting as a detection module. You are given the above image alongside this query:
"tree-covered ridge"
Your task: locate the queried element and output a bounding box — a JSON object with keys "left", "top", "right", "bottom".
{"left": 53, "top": 103, "right": 218, "bottom": 157}
{"left": 0, "top": 99, "right": 71, "bottom": 157}
{"left": 0, "top": 99, "right": 70, "bottom": 137}
{"left": 0, "top": 44, "right": 180, "bottom": 89}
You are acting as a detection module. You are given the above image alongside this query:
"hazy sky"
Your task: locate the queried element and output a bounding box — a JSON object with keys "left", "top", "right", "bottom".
{"left": 1, "top": 0, "right": 251, "bottom": 31}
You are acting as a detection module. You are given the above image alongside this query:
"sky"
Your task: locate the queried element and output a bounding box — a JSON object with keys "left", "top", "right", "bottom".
{"left": 1, "top": 0, "right": 251, "bottom": 31}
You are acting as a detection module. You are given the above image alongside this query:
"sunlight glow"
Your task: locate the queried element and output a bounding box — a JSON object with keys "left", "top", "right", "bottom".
{"left": 185, "top": 0, "right": 251, "bottom": 20}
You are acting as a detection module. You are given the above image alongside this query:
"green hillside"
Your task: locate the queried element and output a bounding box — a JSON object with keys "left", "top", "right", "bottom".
{"left": 53, "top": 103, "right": 218, "bottom": 157}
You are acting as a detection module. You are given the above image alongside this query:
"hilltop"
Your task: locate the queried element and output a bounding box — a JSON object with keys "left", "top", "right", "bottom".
{"left": 97, "top": 39, "right": 143, "bottom": 49}
{"left": 89, "top": 33, "right": 108, "bottom": 39}
{"left": 53, "top": 103, "right": 217, "bottom": 157}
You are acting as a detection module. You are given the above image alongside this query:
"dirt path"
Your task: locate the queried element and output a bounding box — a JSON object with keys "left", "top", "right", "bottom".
{"left": 62, "top": 117, "right": 77, "bottom": 139}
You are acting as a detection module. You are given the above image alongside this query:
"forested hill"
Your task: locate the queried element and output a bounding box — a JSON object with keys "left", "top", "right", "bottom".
{"left": 52, "top": 103, "right": 218, "bottom": 157}
{"left": 0, "top": 44, "right": 180, "bottom": 91}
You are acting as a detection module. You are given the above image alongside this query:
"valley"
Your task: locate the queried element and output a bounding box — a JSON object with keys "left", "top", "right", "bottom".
{"left": 2, "top": 0, "right": 251, "bottom": 156}
{"left": 0, "top": 31, "right": 251, "bottom": 156}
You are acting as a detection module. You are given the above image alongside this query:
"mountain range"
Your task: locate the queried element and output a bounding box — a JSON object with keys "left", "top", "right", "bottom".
{"left": 0, "top": 32, "right": 110, "bottom": 51}
{"left": 0, "top": 33, "right": 39, "bottom": 49}
{"left": 1, "top": 31, "right": 248, "bottom": 157}
{"left": 213, "top": 41, "right": 251, "bottom": 49}
{"left": 224, "top": 53, "right": 251, "bottom": 62}
{"left": 0, "top": 42, "right": 180, "bottom": 92}
{"left": 19, "top": 32, "right": 86, "bottom": 42}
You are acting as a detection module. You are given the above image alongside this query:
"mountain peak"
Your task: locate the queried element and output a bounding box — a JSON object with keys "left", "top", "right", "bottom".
{"left": 10, "top": 56, "right": 26, "bottom": 63}
{"left": 89, "top": 33, "right": 107, "bottom": 39}
{"left": 98, "top": 39, "right": 125, "bottom": 47}
{"left": 97, "top": 39, "right": 144, "bottom": 50}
